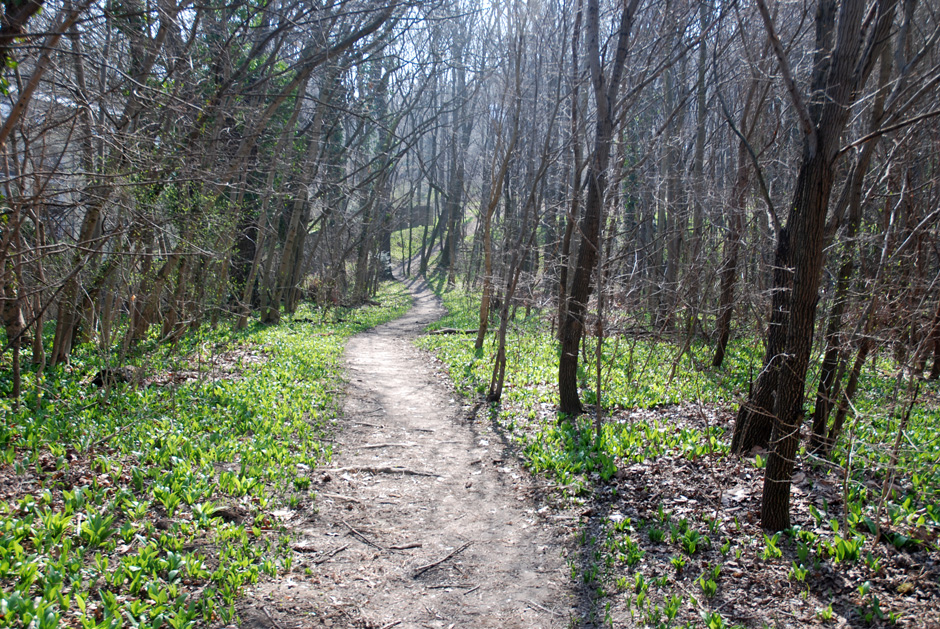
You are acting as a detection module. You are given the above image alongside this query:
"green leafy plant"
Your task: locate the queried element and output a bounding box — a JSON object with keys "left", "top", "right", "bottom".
{"left": 720, "top": 538, "right": 731, "bottom": 556}
{"left": 698, "top": 572, "right": 718, "bottom": 598}
{"left": 761, "top": 533, "right": 783, "bottom": 560}
{"left": 664, "top": 594, "right": 682, "bottom": 621}
{"left": 80, "top": 512, "right": 115, "bottom": 548}
{"left": 829, "top": 535, "right": 862, "bottom": 563}
{"left": 817, "top": 604, "right": 835, "bottom": 622}
{"left": 681, "top": 528, "right": 706, "bottom": 555}
{"left": 789, "top": 561, "right": 808, "bottom": 583}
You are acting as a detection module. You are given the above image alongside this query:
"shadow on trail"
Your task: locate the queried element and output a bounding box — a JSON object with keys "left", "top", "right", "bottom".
{"left": 458, "top": 397, "right": 616, "bottom": 626}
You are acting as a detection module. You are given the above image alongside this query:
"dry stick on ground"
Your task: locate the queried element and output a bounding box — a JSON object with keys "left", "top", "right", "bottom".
{"left": 413, "top": 542, "right": 471, "bottom": 578}
{"left": 314, "top": 544, "right": 350, "bottom": 565}
{"left": 328, "top": 466, "right": 440, "bottom": 477}
{"left": 359, "top": 442, "right": 417, "bottom": 449}
{"left": 428, "top": 583, "right": 474, "bottom": 589}
{"left": 343, "top": 520, "right": 384, "bottom": 550}
{"left": 320, "top": 492, "right": 361, "bottom": 503}
{"left": 389, "top": 542, "right": 422, "bottom": 550}
{"left": 526, "top": 599, "right": 561, "bottom": 617}
{"left": 261, "top": 606, "right": 285, "bottom": 629}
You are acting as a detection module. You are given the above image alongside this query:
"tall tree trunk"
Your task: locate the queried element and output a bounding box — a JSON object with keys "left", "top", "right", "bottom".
{"left": 810, "top": 42, "right": 893, "bottom": 451}
{"left": 687, "top": 2, "right": 708, "bottom": 333}
{"left": 928, "top": 294, "right": 940, "bottom": 380}
{"left": 130, "top": 246, "right": 184, "bottom": 343}
{"left": 754, "top": 0, "right": 898, "bottom": 530}
{"left": 474, "top": 125, "right": 518, "bottom": 351}
{"left": 712, "top": 61, "right": 762, "bottom": 368}
{"left": 558, "top": 0, "right": 639, "bottom": 415}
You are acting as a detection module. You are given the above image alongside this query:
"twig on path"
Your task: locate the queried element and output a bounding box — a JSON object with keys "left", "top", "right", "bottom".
{"left": 463, "top": 584, "right": 481, "bottom": 595}
{"left": 359, "top": 442, "right": 417, "bottom": 449}
{"left": 388, "top": 542, "right": 422, "bottom": 550}
{"left": 261, "top": 605, "right": 285, "bottom": 629}
{"left": 526, "top": 599, "right": 561, "bottom": 617}
{"left": 428, "top": 583, "right": 474, "bottom": 589}
{"left": 353, "top": 409, "right": 387, "bottom": 417}
{"left": 328, "top": 466, "right": 440, "bottom": 477}
{"left": 353, "top": 421, "right": 385, "bottom": 428}
{"left": 424, "top": 604, "right": 446, "bottom": 620}
{"left": 320, "top": 492, "right": 361, "bottom": 503}
{"left": 413, "top": 542, "right": 471, "bottom": 579}
{"left": 343, "top": 520, "right": 384, "bottom": 550}
{"left": 379, "top": 621, "right": 401, "bottom": 629}
{"left": 313, "top": 544, "right": 349, "bottom": 565}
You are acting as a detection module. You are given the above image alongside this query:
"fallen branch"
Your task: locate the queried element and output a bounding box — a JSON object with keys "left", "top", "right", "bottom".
{"left": 359, "top": 442, "right": 417, "bottom": 449}
{"left": 413, "top": 542, "right": 471, "bottom": 578}
{"left": 320, "top": 492, "right": 361, "bottom": 503}
{"left": 314, "top": 544, "right": 350, "bottom": 565}
{"left": 261, "top": 605, "right": 285, "bottom": 629}
{"left": 428, "top": 327, "right": 478, "bottom": 335}
{"left": 343, "top": 520, "right": 384, "bottom": 550}
{"left": 327, "top": 466, "right": 440, "bottom": 477}
{"left": 389, "top": 542, "right": 422, "bottom": 550}
{"left": 428, "top": 583, "right": 474, "bottom": 589}
{"left": 526, "top": 599, "right": 561, "bottom": 617}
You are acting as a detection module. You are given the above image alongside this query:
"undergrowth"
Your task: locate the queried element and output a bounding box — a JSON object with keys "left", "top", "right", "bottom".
{"left": 417, "top": 281, "right": 940, "bottom": 627}
{"left": 0, "top": 283, "right": 410, "bottom": 628}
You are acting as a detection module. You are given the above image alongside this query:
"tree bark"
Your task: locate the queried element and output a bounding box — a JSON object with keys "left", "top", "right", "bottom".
{"left": 558, "top": 0, "right": 639, "bottom": 415}
{"left": 755, "top": 0, "right": 898, "bottom": 530}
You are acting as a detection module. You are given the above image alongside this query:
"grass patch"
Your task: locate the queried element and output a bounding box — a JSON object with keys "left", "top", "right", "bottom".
{"left": 0, "top": 283, "right": 410, "bottom": 628}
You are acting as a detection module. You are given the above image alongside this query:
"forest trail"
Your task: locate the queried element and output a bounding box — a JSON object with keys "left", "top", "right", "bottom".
{"left": 236, "top": 275, "right": 574, "bottom": 628}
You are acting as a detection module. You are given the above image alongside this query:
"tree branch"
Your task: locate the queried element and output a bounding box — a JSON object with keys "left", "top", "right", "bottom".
{"left": 755, "top": 0, "right": 817, "bottom": 153}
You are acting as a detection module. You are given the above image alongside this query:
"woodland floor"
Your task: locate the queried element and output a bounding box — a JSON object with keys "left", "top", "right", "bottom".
{"left": 229, "top": 276, "right": 940, "bottom": 629}
{"left": 234, "top": 276, "right": 577, "bottom": 628}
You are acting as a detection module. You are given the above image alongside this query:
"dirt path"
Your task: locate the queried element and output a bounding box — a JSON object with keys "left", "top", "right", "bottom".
{"left": 237, "top": 276, "right": 574, "bottom": 628}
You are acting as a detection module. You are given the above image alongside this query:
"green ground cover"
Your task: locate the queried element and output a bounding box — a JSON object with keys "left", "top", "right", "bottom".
{"left": 417, "top": 282, "right": 940, "bottom": 627}
{"left": 390, "top": 225, "right": 440, "bottom": 268}
{"left": 0, "top": 284, "right": 410, "bottom": 628}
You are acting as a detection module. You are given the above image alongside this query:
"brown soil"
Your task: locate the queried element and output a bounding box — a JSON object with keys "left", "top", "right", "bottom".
{"left": 236, "top": 276, "right": 575, "bottom": 628}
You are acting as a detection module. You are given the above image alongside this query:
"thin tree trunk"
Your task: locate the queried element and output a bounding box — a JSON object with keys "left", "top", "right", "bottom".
{"left": 130, "top": 247, "right": 184, "bottom": 343}
{"left": 558, "top": 0, "right": 583, "bottom": 341}
{"left": 810, "top": 43, "right": 893, "bottom": 451}
{"left": 712, "top": 78, "right": 759, "bottom": 368}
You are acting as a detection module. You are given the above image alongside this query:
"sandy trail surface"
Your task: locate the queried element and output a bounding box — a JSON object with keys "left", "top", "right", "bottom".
{"left": 236, "top": 276, "right": 574, "bottom": 628}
